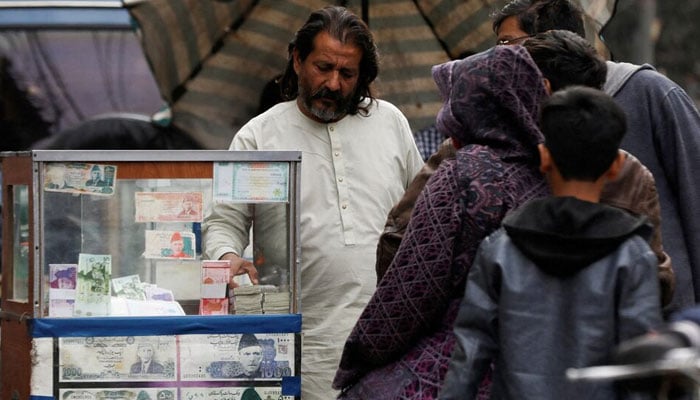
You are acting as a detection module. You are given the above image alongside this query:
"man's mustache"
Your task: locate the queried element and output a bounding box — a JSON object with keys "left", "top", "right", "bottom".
{"left": 311, "top": 87, "right": 343, "bottom": 102}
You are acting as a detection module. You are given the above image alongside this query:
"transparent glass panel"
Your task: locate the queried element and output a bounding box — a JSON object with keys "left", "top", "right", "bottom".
{"left": 11, "top": 184, "right": 30, "bottom": 302}
{"left": 41, "top": 171, "right": 293, "bottom": 317}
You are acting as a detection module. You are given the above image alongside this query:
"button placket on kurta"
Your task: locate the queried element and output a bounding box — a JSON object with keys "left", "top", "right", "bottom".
{"left": 328, "top": 123, "right": 356, "bottom": 245}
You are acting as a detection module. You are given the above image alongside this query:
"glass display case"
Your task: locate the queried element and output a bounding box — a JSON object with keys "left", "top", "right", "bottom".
{"left": 1, "top": 150, "right": 302, "bottom": 400}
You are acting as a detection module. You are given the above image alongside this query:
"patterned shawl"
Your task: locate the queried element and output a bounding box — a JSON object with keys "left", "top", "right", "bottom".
{"left": 434, "top": 45, "right": 545, "bottom": 158}
{"left": 334, "top": 46, "right": 548, "bottom": 400}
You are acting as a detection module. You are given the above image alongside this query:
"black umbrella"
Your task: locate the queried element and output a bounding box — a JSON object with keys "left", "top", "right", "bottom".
{"left": 125, "top": 0, "right": 618, "bottom": 149}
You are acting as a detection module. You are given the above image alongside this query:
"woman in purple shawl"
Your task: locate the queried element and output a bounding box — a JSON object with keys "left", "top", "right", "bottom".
{"left": 333, "top": 45, "right": 549, "bottom": 399}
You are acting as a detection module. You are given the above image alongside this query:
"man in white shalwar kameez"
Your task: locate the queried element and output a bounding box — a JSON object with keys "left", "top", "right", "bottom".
{"left": 202, "top": 6, "right": 423, "bottom": 400}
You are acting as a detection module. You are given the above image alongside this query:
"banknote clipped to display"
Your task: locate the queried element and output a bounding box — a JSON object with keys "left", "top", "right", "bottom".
{"left": 44, "top": 162, "right": 117, "bottom": 196}
{"left": 134, "top": 191, "right": 203, "bottom": 223}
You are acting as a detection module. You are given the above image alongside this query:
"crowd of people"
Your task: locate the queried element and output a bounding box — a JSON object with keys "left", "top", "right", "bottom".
{"left": 199, "top": 0, "right": 700, "bottom": 398}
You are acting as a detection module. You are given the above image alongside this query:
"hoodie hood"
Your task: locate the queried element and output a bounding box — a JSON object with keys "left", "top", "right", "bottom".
{"left": 503, "top": 196, "right": 652, "bottom": 276}
{"left": 604, "top": 61, "right": 656, "bottom": 97}
{"left": 432, "top": 45, "right": 546, "bottom": 159}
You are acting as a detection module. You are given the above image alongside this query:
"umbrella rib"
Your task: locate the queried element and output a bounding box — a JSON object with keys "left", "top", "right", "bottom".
{"left": 411, "top": 0, "right": 453, "bottom": 59}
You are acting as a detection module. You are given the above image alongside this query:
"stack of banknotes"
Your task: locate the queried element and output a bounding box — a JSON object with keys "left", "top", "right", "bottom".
{"left": 232, "top": 285, "right": 289, "bottom": 314}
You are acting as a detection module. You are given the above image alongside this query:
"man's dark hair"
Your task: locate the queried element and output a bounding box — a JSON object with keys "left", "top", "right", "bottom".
{"left": 523, "top": 30, "right": 607, "bottom": 91}
{"left": 279, "top": 6, "right": 378, "bottom": 115}
{"left": 492, "top": 0, "right": 586, "bottom": 37}
{"left": 539, "top": 86, "right": 626, "bottom": 181}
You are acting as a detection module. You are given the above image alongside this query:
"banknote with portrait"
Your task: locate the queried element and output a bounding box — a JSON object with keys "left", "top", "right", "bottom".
{"left": 74, "top": 254, "right": 112, "bottom": 317}
{"left": 59, "top": 335, "right": 176, "bottom": 382}
{"left": 49, "top": 263, "right": 78, "bottom": 317}
{"left": 181, "top": 386, "right": 293, "bottom": 400}
{"left": 59, "top": 388, "right": 175, "bottom": 400}
{"left": 134, "top": 192, "right": 203, "bottom": 223}
{"left": 144, "top": 230, "right": 196, "bottom": 260}
{"left": 112, "top": 274, "right": 147, "bottom": 301}
{"left": 179, "top": 333, "right": 295, "bottom": 381}
{"left": 43, "top": 162, "right": 117, "bottom": 196}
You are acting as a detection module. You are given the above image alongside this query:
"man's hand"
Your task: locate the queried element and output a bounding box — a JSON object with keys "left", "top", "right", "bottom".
{"left": 220, "top": 252, "right": 259, "bottom": 287}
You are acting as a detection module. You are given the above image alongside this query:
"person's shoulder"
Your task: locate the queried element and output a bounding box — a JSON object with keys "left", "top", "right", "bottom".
{"left": 370, "top": 98, "right": 405, "bottom": 116}
{"left": 234, "top": 101, "right": 298, "bottom": 142}
{"left": 616, "top": 233, "right": 656, "bottom": 267}
{"left": 613, "top": 62, "right": 683, "bottom": 93}
{"left": 242, "top": 101, "right": 296, "bottom": 128}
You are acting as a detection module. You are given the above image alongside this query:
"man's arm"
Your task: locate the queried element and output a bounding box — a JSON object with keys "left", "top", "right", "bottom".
{"left": 600, "top": 151, "right": 674, "bottom": 307}
{"left": 201, "top": 125, "right": 260, "bottom": 284}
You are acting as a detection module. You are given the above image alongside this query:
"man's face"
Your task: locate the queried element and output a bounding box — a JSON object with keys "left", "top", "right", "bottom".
{"left": 58, "top": 277, "right": 74, "bottom": 289}
{"left": 294, "top": 31, "right": 362, "bottom": 123}
{"left": 239, "top": 345, "right": 263, "bottom": 375}
{"left": 171, "top": 240, "right": 184, "bottom": 254}
{"left": 91, "top": 170, "right": 100, "bottom": 180}
{"left": 495, "top": 15, "right": 530, "bottom": 46}
{"left": 182, "top": 200, "right": 192, "bottom": 211}
{"left": 138, "top": 345, "right": 154, "bottom": 362}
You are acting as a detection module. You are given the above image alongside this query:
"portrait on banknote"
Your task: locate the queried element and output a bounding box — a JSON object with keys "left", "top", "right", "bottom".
{"left": 44, "top": 163, "right": 117, "bottom": 195}
{"left": 135, "top": 192, "right": 203, "bottom": 223}
{"left": 50, "top": 264, "right": 77, "bottom": 289}
{"left": 59, "top": 336, "right": 176, "bottom": 382}
{"left": 144, "top": 230, "right": 196, "bottom": 260}
{"left": 179, "top": 333, "right": 295, "bottom": 381}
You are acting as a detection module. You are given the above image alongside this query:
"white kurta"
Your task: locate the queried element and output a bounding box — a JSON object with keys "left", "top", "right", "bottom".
{"left": 203, "top": 99, "right": 424, "bottom": 400}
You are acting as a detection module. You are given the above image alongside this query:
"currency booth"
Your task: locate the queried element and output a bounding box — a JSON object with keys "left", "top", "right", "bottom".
{"left": 0, "top": 150, "right": 302, "bottom": 400}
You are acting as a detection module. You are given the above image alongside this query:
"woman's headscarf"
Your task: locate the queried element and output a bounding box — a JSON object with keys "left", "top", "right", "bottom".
{"left": 433, "top": 45, "right": 546, "bottom": 157}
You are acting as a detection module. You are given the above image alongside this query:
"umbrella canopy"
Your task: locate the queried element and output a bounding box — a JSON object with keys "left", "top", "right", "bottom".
{"left": 125, "top": 0, "right": 617, "bottom": 149}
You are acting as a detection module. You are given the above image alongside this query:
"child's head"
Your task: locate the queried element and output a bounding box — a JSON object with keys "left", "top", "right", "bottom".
{"left": 539, "top": 86, "right": 626, "bottom": 181}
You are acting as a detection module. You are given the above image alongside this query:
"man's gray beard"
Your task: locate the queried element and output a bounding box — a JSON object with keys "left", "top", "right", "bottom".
{"left": 299, "top": 87, "right": 346, "bottom": 122}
